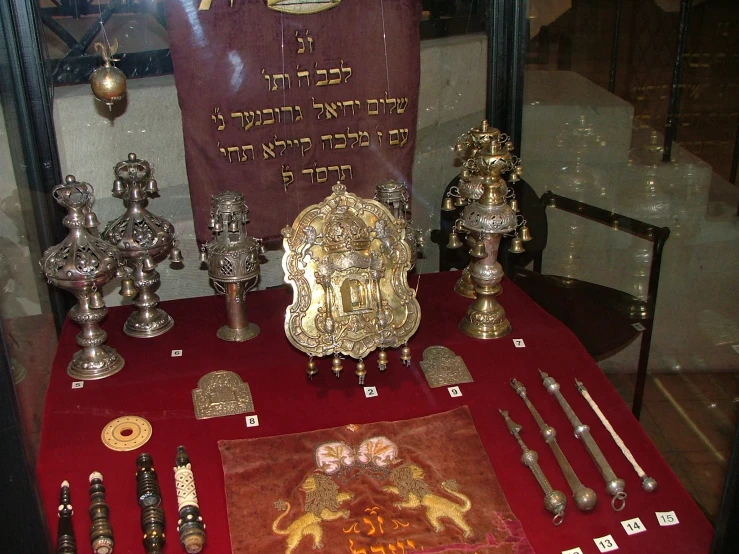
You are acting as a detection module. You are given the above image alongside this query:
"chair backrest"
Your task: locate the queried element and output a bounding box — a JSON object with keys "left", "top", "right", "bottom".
{"left": 538, "top": 191, "right": 671, "bottom": 314}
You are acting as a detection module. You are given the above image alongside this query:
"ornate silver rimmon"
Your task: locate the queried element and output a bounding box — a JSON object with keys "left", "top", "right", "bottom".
{"left": 374, "top": 180, "right": 423, "bottom": 269}
{"left": 102, "top": 153, "right": 182, "bottom": 338}
{"left": 510, "top": 378, "right": 598, "bottom": 511}
{"left": 539, "top": 370, "right": 628, "bottom": 510}
{"left": 200, "top": 192, "right": 261, "bottom": 341}
{"left": 40, "top": 175, "right": 125, "bottom": 380}
{"left": 499, "top": 409, "right": 567, "bottom": 525}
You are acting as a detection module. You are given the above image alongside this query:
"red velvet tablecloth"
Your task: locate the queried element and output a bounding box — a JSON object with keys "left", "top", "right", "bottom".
{"left": 37, "top": 272, "right": 713, "bottom": 554}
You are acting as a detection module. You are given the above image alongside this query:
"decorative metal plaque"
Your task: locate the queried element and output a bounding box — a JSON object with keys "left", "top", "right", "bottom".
{"left": 419, "top": 346, "right": 474, "bottom": 388}
{"left": 282, "top": 183, "right": 421, "bottom": 361}
{"left": 192, "top": 370, "right": 254, "bottom": 420}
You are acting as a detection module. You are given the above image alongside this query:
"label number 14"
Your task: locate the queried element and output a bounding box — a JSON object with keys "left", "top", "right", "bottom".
{"left": 621, "top": 517, "right": 646, "bottom": 535}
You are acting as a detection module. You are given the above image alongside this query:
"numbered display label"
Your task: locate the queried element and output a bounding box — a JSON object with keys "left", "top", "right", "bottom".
{"left": 656, "top": 511, "right": 679, "bottom": 526}
{"left": 562, "top": 548, "right": 584, "bottom": 554}
{"left": 364, "top": 386, "right": 378, "bottom": 398}
{"left": 448, "top": 386, "right": 462, "bottom": 397}
{"left": 513, "top": 338, "right": 526, "bottom": 348}
{"left": 594, "top": 534, "right": 618, "bottom": 553}
{"left": 72, "top": 381, "right": 84, "bottom": 389}
{"left": 245, "top": 415, "right": 260, "bottom": 428}
{"left": 621, "top": 517, "right": 646, "bottom": 535}
{"left": 631, "top": 322, "right": 646, "bottom": 332}
{"left": 171, "top": 349, "right": 183, "bottom": 357}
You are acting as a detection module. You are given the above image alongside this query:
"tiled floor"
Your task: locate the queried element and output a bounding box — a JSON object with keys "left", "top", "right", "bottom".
{"left": 607, "top": 371, "right": 739, "bottom": 523}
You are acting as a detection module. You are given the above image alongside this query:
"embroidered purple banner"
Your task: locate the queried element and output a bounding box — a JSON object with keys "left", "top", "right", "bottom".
{"left": 165, "top": 0, "right": 421, "bottom": 242}
{"left": 219, "top": 407, "right": 534, "bottom": 554}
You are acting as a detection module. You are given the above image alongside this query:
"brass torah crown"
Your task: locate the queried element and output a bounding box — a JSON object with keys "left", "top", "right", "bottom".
{"left": 282, "top": 182, "right": 420, "bottom": 383}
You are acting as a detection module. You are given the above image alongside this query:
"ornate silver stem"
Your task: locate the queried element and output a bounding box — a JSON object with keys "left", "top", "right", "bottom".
{"left": 68, "top": 292, "right": 125, "bottom": 380}
{"left": 510, "top": 379, "right": 597, "bottom": 511}
{"left": 575, "top": 379, "right": 658, "bottom": 492}
{"left": 499, "top": 409, "right": 567, "bottom": 525}
{"left": 539, "top": 370, "right": 627, "bottom": 510}
{"left": 123, "top": 259, "right": 174, "bottom": 338}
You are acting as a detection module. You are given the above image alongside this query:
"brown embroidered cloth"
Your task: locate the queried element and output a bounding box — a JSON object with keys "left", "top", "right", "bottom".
{"left": 219, "top": 407, "right": 534, "bottom": 554}
{"left": 165, "top": 0, "right": 421, "bottom": 242}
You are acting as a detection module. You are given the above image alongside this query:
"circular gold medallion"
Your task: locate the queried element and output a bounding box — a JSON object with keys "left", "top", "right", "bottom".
{"left": 101, "top": 416, "right": 152, "bottom": 451}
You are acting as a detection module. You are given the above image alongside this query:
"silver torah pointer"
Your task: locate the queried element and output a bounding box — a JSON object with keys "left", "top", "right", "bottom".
{"left": 539, "top": 369, "right": 627, "bottom": 511}
{"left": 499, "top": 409, "right": 567, "bottom": 525}
{"left": 575, "top": 379, "right": 658, "bottom": 493}
{"left": 510, "top": 378, "right": 598, "bottom": 511}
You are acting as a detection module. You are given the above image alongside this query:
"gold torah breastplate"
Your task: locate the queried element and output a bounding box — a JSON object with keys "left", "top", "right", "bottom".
{"left": 281, "top": 183, "right": 420, "bottom": 360}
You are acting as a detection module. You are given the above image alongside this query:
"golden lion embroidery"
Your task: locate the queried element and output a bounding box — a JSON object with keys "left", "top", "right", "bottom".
{"left": 383, "top": 463, "right": 473, "bottom": 538}
{"left": 272, "top": 474, "right": 354, "bottom": 554}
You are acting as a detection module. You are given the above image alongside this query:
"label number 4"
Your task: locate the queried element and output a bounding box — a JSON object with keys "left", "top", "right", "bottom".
{"left": 513, "top": 339, "right": 525, "bottom": 348}
{"left": 656, "top": 511, "right": 678, "bottom": 526}
{"left": 594, "top": 534, "right": 618, "bottom": 553}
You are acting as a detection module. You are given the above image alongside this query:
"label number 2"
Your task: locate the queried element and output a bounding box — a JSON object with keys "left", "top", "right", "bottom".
{"left": 656, "top": 511, "right": 678, "bottom": 526}
{"left": 364, "top": 387, "right": 378, "bottom": 398}
{"left": 246, "top": 415, "right": 259, "bottom": 428}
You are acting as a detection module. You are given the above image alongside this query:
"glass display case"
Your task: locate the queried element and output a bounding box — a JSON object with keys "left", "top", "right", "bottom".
{"left": 2, "top": 0, "right": 737, "bottom": 552}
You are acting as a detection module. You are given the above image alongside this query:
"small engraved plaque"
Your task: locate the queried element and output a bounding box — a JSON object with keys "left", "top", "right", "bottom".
{"left": 419, "top": 346, "right": 474, "bottom": 388}
{"left": 192, "top": 370, "right": 254, "bottom": 420}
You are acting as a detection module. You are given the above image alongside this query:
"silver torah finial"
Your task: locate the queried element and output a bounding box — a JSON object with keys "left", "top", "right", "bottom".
{"left": 539, "top": 369, "right": 627, "bottom": 511}
{"left": 499, "top": 409, "right": 567, "bottom": 525}
{"left": 510, "top": 378, "right": 598, "bottom": 511}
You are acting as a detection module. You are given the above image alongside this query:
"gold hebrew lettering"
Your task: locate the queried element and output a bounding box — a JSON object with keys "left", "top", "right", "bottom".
{"left": 333, "top": 133, "right": 347, "bottom": 149}
{"left": 262, "top": 69, "right": 271, "bottom": 91}
{"left": 275, "top": 138, "right": 287, "bottom": 155}
{"left": 219, "top": 143, "right": 227, "bottom": 160}
{"left": 296, "top": 31, "right": 305, "bottom": 54}
{"left": 297, "top": 66, "right": 311, "bottom": 87}
{"left": 370, "top": 547, "right": 386, "bottom": 554}
{"left": 243, "top": 111, "right": 255, "bottom": 130}
{"left": 299, "top": 137, "right": 312, "bottom": 156}
{"left": 400, "top": 128, "right": 409, "bottom": 146}
{"left": 321, "top": 134, "right": 333, "bottom": 149}
{"left": 359, "top": 131, "right": 370, "bottom": 147}
{"left": 281, "top": 164, "right": 294, "bottom": 190}
{"left": 328, "top": 68, "right": 341, "bottom": 85}
{"left": 273, "top": 73, "right": 291, "bottom": 90}
{"left": 349, "top": 540, "right": 368, "bottom": 554}
{"left": 255, "top": 110, "right": 262, "bottom": 126}
{"left": 329, "top": 165, "right": 342, "bottom": 181}
{"left": 302, "top": 167, "right": 315, "bottom": 183}
{"left": 368, "top": 99, "right": 379, "bottom": 116}
{"left": 340, "top": 164, "right": 352, "bottom": 180}
{"left": 227, "top": 146, "right": 240, "bottom": 162}
{"left": 262, "top": 142, "right": 276, "bottom": 160}
{"left": 348, "top": 129, "right": 359, "bottom": 148}
{"left": 405, "top": 540, "right": 416, "bottom": 548}
{"left": 241, "top": 145, "right": 254, "bottom": 161}
{"left": 295, "top": 105, "right": 304, "bottom": 121}
{"left": 342, "top": 100, "right": 357, "bottom": 116}
{"left": 212, "top": 108, "right": 226, "bottom": 130}
{"left": 312, "top": 98, "right": 324, "bottom": 119}
{"left": 389, "top": 129, "right": 399, "bottom": 145}
{"left": 316, "top": 65, "right": 329, "bottom": 86}
{"left": 341, "top": 60, "right": 352, "bottom": 82}
{"left": 307, "top": 31, "right": 314, "bottom": 52}
{"left": 262, "top": 108, "right": 275, "bottom": 125}
{"left": 198, "top": 0, "right": 212, "bottom": 10}
{"left": 376, "top": 130, "right": 383, "bottom": 144}
{"left": 397, "top": 97, "right": 409, "bottom": 114}
{"left": 363, "top": 517, "right": 376, "bottom": 535}
{"left": 280, "top": 106, "right": 293, "bottom": 121}
{"left": 316, "top": 166, "right": 328, "bottom": 183}
{"left": 387, "top": 97, "right": 397, "bottom": 114}
{"left": 325, "top": 102, "right": 338, "bottom": 119}
{"left": 230, "top": 111, "right": 244, "bottom": 129}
